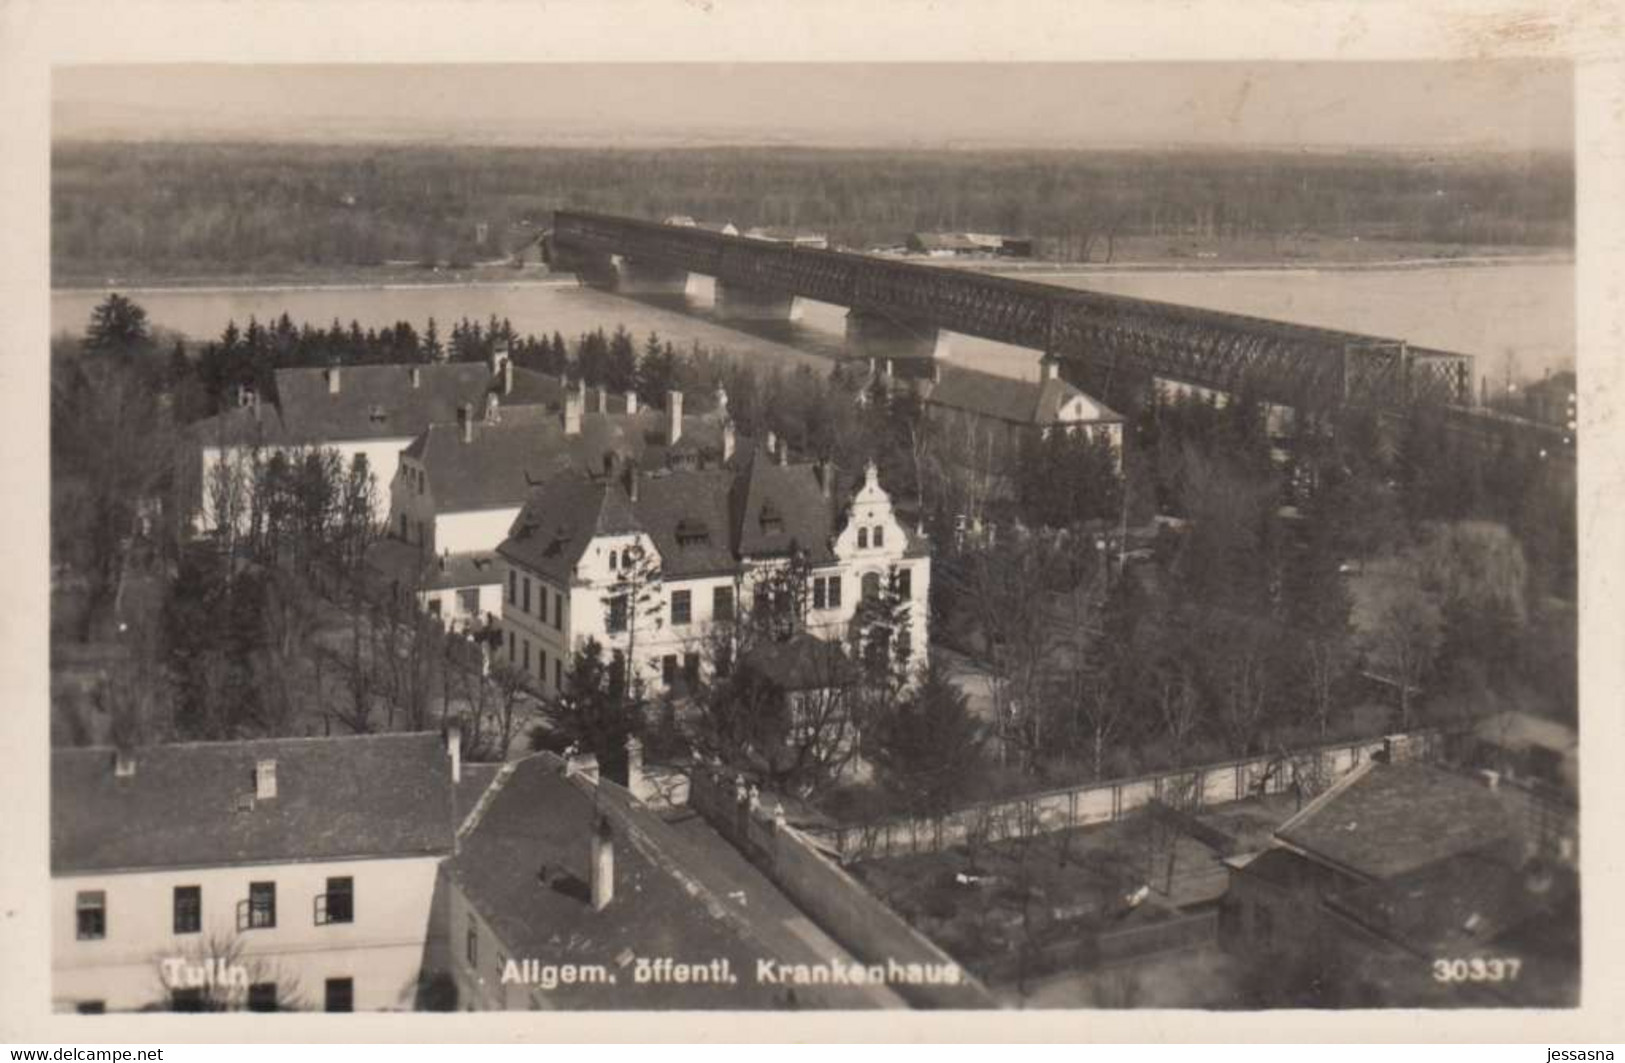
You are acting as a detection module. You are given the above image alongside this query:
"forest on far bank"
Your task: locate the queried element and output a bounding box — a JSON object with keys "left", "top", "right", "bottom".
{"left": 52, "top": 141, "right": 1574, "bottom": 283}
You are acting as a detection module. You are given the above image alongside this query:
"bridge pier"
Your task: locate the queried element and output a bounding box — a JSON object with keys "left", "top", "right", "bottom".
{"left": 713, "top": 278, "right": 801, "bottom": 321}
{"left": 613, "top": 257, "right": 692, "bottom": 296}
{"left": 845, "top": 310, "right": 949, "bottom": 376}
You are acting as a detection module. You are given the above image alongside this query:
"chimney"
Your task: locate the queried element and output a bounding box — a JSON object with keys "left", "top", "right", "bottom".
{"left": 445, "top": 722, "right": 462, "bottom": 784}
{"left": 563, "top": 389, "right": 583, "bottom": 436}
{"left": 714, "top": 387, "right": 729, "bottom": 419}
{"left": 765, "top": 429, "right": 777, "bottom": 456}
{"left": 325, "top": 366, "right": 341, "bottom": 395}
{"left": 502, "top": 359, "right": 514, "bottom": 396}
{"left": 722, "top": 419, "right": 736, "bottom": 463}
{"left": 1039, "top": 356, "right": 1059, "bottom": 382}
{"left": 863, "top": 459, "right": 879, "bottom": 490}
{"left": 489, "top": 345, "right": 509, "bottom": 379}
{"left": 255, "top": 759, "right": 278, "bottom": 800}
{"left": 626, "top": 463, "right": 640, "bottom": 502}
{"left": 409, "top": 365, "right": 421, "bottom": 390}
{"left": 625, "top": 736, "right": 646, "bottom": 802}
{"left": 113, "top": 749, "right": 136, "bottom": 778}
{"left": 485, "top": 391, "right": 501, "bottom": 424}
{"left": 776, "top": 438, "right": 789, "bottom": 466}
{"left": 249, "top": 390, "right": 261, "bottom": 422}
{"left": 458, "top": 402, "right": 475, "bottom": 444}
{"left": 666, "top": 390, "right": 683, "bottom": 445}
{"left": 590, "top": 815, "right": 615, "bottom": 911}
{"left": 625, "top": 390, "right": 638, "bottom": 415}
{"left": 817, "top": 459, "right": 833, "bottom": 499}
{"left": 591, "top": 388, "right": 606, "bottom": 415}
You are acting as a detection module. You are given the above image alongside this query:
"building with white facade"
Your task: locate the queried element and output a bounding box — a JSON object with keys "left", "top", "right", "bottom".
{"left": 371, "top": 385, "right": 737, "bottom": 632}
{"left": 496, "top": 443, "right": 929, "bottom": 700}
{"left": 189, "top": 350, "right": 564, "bottom": 531}
{"left": 51, "top": 733, "right": 459, "bottom": 1014}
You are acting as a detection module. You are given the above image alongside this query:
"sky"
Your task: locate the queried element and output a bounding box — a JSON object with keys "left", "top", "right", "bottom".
{"left": 52, "top": 62, "right": 1574, "bottom": 152}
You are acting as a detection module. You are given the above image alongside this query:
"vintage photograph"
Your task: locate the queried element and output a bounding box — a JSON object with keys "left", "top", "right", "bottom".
{"left": 43, "top": 59, "right": 1580, "bottom": 1016}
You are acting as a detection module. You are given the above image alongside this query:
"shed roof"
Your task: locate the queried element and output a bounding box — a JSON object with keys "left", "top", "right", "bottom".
{"left": 1275, "top": 762, "right": 1518, "bottom": 882}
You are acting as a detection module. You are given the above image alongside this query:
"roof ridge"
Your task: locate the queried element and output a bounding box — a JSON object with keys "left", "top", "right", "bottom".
{"left": 1274, "top": 758, "right": 1378, "bottom": 841}
{"left": 458, "top": 759, "right": 521, "bottom": 840}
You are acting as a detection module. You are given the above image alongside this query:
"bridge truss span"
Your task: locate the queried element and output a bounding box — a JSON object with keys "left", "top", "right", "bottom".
{"left": 550, "top": 210, "right": 1474, "bottom": 413}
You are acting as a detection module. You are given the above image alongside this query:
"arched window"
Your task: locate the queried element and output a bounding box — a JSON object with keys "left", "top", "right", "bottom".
{"left": 873, "top": 526, "right": 885, "bottom": 548}
{"left": 857, "top": 528, "right": 869, "bottom": 549}
{"left": 861, "top": 572, "right": 881, "bottom": 602}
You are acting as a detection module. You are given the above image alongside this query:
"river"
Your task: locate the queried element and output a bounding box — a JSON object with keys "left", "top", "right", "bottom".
{"left": 51, "top": 261, "right": 1573, "bottom": 393}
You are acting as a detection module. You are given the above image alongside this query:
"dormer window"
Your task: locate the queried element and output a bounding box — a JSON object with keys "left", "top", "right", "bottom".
{"left": 367, "top": 404, "right": 388, "bottom": 425}
{"left": 759, "top": 502, "right": 783, "bottom": 534}
{"left": 675, "top": 519, "right": 710, "bottom": 547}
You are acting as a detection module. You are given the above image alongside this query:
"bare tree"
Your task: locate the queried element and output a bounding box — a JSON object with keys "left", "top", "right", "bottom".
{"left": 148, "top": 932, "right": 305, "bottom": 1012}
{"left": 1363, "top": 583, "right": 1443, "bottom": 728}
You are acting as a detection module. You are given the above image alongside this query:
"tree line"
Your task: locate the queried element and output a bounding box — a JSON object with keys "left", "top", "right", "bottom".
{"left": 53, "top": 141, "right": 1574, "bottom": 282}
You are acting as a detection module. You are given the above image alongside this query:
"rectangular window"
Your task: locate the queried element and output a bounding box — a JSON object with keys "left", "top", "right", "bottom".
{"left": 466, "top": 923, "right": 479, "bottom": 966}
{"left": 399, "top": 513, "right": 408, "bottom": 540}
{"left": 606, "top": 595, "right": 628, "bottom": 634}
{"left": 897, "top": 566, "right": 912, "bottom": 599}
{"left": 554, "top": 659, "right": 563, "bottom": 690}
{"left": 75, "top": 1001, "right": 105, "bottom": 1015}
{"left": 427, "top": 598, "right": 442, "bottom": 618}
{"left": 537, "top": 648, "right": 547, "bottom": 682}
{"left": 683, "top": 653, "right": 701, "bottom": 688}
{"left": 172, "top": 886, "right": 201, "bottom": 935}
{"left": 507, "top": 570, "right": 517, "bottom": 605}
{"left": 662, "top": 655, "right": 677, "bottom": 687}
{"left": 75, "top": 891, "right": 105, "bottom": 941}
{"left": 553, "top": 590, "right": 563, "bottom": 629}
{"left": 324, "top": 977, "right": 354, "bottom": 1013}
{"left": 507, "top": 630, "right": 515, "bottom": 662}
{"left": 523, "top": 639, "right": 531, "bottom": 673}
{"left": 522, "top": 577, "right": 531, "bottom": 615}
{"left": 321, "top": 876, "right": 354, "bottom": 925}
{"left": 874, "top": 526, "right": 885, "bottom": 547}
{"left": 247, "top": 983, "right": 279, "bottom": 1013}
{"left": 458, "top": 587, "right": 479, "bottom": 615}
{"left": 826, "top": 575, "right": 842, "bottom": 609}
{"left": 713, "top": 586, "right": 735, "bottom": 624}
{"left": 246, "top": 881, "right": 276, "bottom": 930}
{"left": 813, "top": 578, "right": 826, "bottom": 610}
{"left": 670, "top": 590, "right": 692, "bottom": 626}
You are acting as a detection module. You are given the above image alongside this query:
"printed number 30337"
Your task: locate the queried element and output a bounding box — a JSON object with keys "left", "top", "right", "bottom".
{"left": 1433, "top": 957, "right": 1522, "bottom": 983}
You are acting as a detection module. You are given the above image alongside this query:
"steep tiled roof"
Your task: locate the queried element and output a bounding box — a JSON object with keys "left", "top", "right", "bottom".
{"left": 730, "top": 448, "right": 839, "bottom": 562}
{"left": 501, "top": 448, "right": 845, "bottom": 583}
{"left": 52, "top": 733, "right": 456, "bottom": 874}
{"left": 1276, "top": 762, "right": 1518, "bottom": 882}
{"left": 921, "top": 364, "right": 1123, "bottom": 427}
{"left": 191, "top": 363, "right": 563, "bottom": 447}
{"left": 405, "top": 409, "right": 731, "bottom": 513}
{"left": 446, "top": 755, "right": 788, "bottom": 1008}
